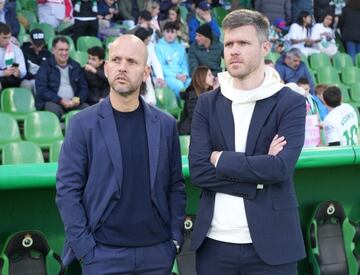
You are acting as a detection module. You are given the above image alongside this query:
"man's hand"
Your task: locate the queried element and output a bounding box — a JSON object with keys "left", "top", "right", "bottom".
{"left": 12, "top": 67, "right": 20, "bottom": 77}
{"left": 3, "top": 67, "right": 15, "bottom": 77}
{"left": 176, "top": 74, "right": 187, "bottom": 83}
{"left": 201, "top": 11, "right": 212, "bottom": 22}
{"left": 268, "top": 134, "right": 287, "bottom": 156}
{"left": 210, "top": 151, "right": 221, "bottom": 166}
{"left": 156, "top": 78, "right": 166, "bottom": 87}
{"left": 84, "top": 64, "right": 97, "bottom": 74}
{"left": 60, "top": 99, "right": 75, "bottom": 109}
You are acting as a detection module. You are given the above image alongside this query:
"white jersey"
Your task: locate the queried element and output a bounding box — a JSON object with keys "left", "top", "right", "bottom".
{"left": 324, "top": 103, "right": 359, "bottom": 146}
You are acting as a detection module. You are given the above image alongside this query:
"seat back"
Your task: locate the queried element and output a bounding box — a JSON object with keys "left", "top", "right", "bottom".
{"left": 24, "top": 112, "right": 63, "bottom": 148}
{"left": 49, "top": 140, "right": 64, "bottom": 163}
{"left": 265, "top": 52, "right": 280, "bottom": 64}
{"left": 356, "top": 53, "right": 360, "bottom": 68}
{"left": 76, "top": 36, "right": 103, "bottom": 52}
{"left": 156, "top": 87, "right": 180, "bottom": 117}
{"left": 316, "top": 67, "right": 340, "bottom": 84}
{"left": 69, "top": 51, "right": 88, "bottom": 67}
{"left": 212, "top": 7, "right": 227, "bottom": 26}
{"left": 2, "top": 141, "right": 44, "bottom": 164}
{"left": 0, "top": 113, "right": 21, "bottom": 150}
{"left": 310, "top": 53, "right": 332, "bottom": 72}
{"left": 332, "top": 53, "right": 353, "bottom": 72}
{"left": 64, "top": 110, "right": 80, "bottom": 131}
{"left": 179, "top": 135, "right": 190, "bottom": 156}
{"left": 341, "top": 67, "right": 360, "bottom": 87}
{"left": 350, "top": 83, "right": 360, "bottom": 103}
{"left": 0, "top": 88, "right": 36, "bottom": 120}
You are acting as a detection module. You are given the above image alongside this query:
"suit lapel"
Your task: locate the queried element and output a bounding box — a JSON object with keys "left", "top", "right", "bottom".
{"left": 98, "top": 98, "right": 123, "bottom": 187}
{"left": 246, "top": 96, "right": 276, "bottom": 155}
{"left": 143, "top": 99, "right": 160, "bottom": 191}
{"left": 216, "top": 93, "right": 235, "bottom": 151}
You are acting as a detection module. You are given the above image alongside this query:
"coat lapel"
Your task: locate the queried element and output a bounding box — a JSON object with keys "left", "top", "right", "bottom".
{"left": 246, "top": 95, "right": 277, "bottom": 155}
{"left": 142, "top": 98, "right": 160, "bottom": 191}
{"left": 98, "top": 97, "right": 123, "bottom": 187}
{"left": 216, "top": 92, "right": 235, "bottom": 151}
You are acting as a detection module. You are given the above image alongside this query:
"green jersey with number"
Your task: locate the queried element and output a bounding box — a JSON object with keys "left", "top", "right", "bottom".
{"left": 324, "top": 103, "right": 359, "bottom": 146}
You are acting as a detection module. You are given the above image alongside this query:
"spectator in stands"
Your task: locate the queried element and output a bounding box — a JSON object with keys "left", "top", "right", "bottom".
{"left": 129, "top": 10, "right": 159, "bottom": 42}
{"left": 314, "top": 0, "right": 334, "bottom": 22}
{"left": 35, "top": 36, "right": 88, "bottom": 118}
{"left": 147, "top": 0, "right": 161, "bottom": 36}
{"left": 0, "top": 23, "right": 26, "bottom": 89}
{"left": 117, "top": 0, "right": 147, "bottom": 29}
{"left": 311, "top": 12, "right": 338, "bottom": 57}
{"left": 269, "top": 18, "right": 288, "bottom": 54}
{"left": 338, "top": 0, "right": 360, "bottom": 63}
{"left": 178, "top": 65, "right": 216, "bottom": 135}
{"left": 161, "top": 6, "right": 189, "bottom": 47}
{"left": 287, "top": 10, "right": 319, "bottom": 56}
{"left": 254, "top": 0, "right": 292, "bottom": 25}
{"left": 188, "top": 23, "right": 223, "bottom": 76}
{"left": 155, "top": 22, "right": 191, "bottom": 98}
{"left": 97, "top": 0, "right": 123, "bottom": 40}
{"left": 159, "top": 0, "right": 181, "bottom": 21}
{"left": 313, "top": 83, "right": 329, "bottom": 120}
{"left": 37, "top": 0, "right": 73, "bottom": 29}
{"left": 72, "top": 0, "right": 98, "bottom": 44}
{"left": 0, "top": 0, "right": 19, "bottom": 38}
{"left": 275, "top": 48, "right": 315, "bottom": 94}
{"left": 291, "top": 0, "right": 313, "bottom": 23}
{"left": 84, "top": 46, "right": 109, "bottom": 105}
{"left": 323, "top": 86, "right": 359, "bottom": 146}
{"left": 134, "top": 27, "right": 166, "bottom": 105}
{"left": 188, "top": 1, "right": 220, "bottom": 44}
{"left": 20, "top": 29, "right": 51, "bottom": 95}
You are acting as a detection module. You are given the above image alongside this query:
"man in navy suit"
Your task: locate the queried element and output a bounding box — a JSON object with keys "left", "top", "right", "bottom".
{"left": 56, "top": 34, "right": 186, "bottom": 274}
{"left": 189, "top": 9, "right": 306, "bottom": 274}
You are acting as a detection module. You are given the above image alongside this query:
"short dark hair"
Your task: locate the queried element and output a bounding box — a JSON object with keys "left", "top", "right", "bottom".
{"left": 52, "top": 36, "right": 70, "bottom": 48}
{"left": 163, "top": 21, "right": 178, "bottom": 31}
{"left": 323, "top": 86, "right": 342, "bottom": 108}
{"left": 264, "top": 59, "right": 273, "bottom": 65}
{"left": 87, "top": 46, "right": 105, "bottom": 60}
{"left": 0, "top": 22, "right": 11, "bottom": 35}
{"left": 297, "top": 78, "right": 309, "bottom": 86}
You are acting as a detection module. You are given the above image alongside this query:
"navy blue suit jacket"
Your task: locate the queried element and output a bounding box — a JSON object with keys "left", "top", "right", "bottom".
{"left": 56, "top": 97, "right": 186, "bottom": 266}
{"left": 189, "top": 87, "right": 307, "bottom": 265}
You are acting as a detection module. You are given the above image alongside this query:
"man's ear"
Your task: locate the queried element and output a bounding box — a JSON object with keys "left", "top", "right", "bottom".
{"left": 104, "top": 61, "right": 109, "bottom": 78}
{"left": 262, "top": 41, "right": 271, "bottom": 57}
{"left": 143, "top": 65, "right": 151, "bottom": 82}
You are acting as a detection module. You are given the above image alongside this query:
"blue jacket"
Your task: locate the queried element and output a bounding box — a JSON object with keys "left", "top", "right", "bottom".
{"left": 189, "top": 87, "right": 306, "bottom": 265}
{"left": 188, "top": 15, "right": 220, "bottom": 44}
{"left": 3, "top": 1, "right": 19, "bottom": 37}
{"left": 56, "top": 97, "right": 186, "bottom": 265}
{"left": 275, "top": 55, "right": 315, "bottom": 94}
{"left": 35, "top": 56, "right": 88, "bottom": 110}
{"left": 155, "top": 38, "right": 189, "bottom": 78}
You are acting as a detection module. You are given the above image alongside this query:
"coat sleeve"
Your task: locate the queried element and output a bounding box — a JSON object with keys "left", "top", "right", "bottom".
{"left": 215, "top": 95, "right": 306, "bottom": 185}
{"left": 188, "top": 45, "right": 199, "bottom": 77}
{"left": 56, "top": 116, "right": 96, "bottom": 260}
{"left": 35, "top": 64, "right": 62, "bottom": 104}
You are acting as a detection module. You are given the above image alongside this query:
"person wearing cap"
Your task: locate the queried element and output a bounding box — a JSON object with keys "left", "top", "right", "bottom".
{"left": 134, "top": 27, "right": 166, "bottom": 105}
{"left": 254, "top": 0, "right": 292, "bottom": 25}
{"left": 189, "top": 23, "right": 223, "bottom": 76}
{"left": 155, "top": 21, "right": 191, "bottom": 98}
{"left": 35, "top": 36, "right": 89, "bottom": 118}
{"left": 188, "top": 0, "right": 220, "bottom": 44}
{"left": 20, "top": 28, "right": 51, "bottom": 94}
{"left": 0, "top": 22, "right": 26, "bottom": 90}
{"left": 269, "top": 18, "right": 288, "bottom": 54}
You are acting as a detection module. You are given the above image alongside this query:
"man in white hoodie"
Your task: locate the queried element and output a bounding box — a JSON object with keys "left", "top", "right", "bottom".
{"left": 189, "top": 9, "right": 306, "bottom": 275}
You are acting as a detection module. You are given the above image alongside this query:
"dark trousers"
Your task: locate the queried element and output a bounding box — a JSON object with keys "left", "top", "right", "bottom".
{"left": 44, "top": 101, "right": 89, "bottom": 119}
{"left": 81, "top": 240, "right": 176, "bottom": 275}
{"left": 0, "top": 76, "right": 21, "bottom": 89}
{"left": 196, "top": 238, "right": 297, "bottom": 275}
{"left": 73, "top": 19, "right": 99, "bottom": 44}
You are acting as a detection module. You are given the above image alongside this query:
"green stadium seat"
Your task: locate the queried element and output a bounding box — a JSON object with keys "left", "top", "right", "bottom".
{"left": 316, "top": 67, "right": 340, "bottom": 84}
{"left": 0, "top": 113, "right": 22, "bottom": 151}
{"left": 64, "top": 110, "right": 81, "bottom": 130}
{"left": 104, "top": 36, "right": 117, "bottom": 49}
{"left": 76, "top": 36, "right": 103, "bottom": 52}
{"left": 309, "top": 53, "right": 331, "bottom": 72}
{"left": 29, "top": 22, "right": 55, "bottom": 46}
{"left": 341, "top": 67, "right": 360, "bottom": 87}
{"left": 56, "top": 21, "right": 73, "bottom": 33}
{"left": 69, "top": 51, "right": 88, "bottom": 67}
{"left": 356, "top": 53, "right": 360, "bottom": 68}
{"left": 0, "top": 88, "right": 36, "bottom": 121}
{"left": 2, "top": 141, "right": 44, "bottom": 164}
{"left": 212, "top": 6, "right": 227, "bottom": 26}
{"left": 179, "top": 5, "right": 188, "bottom": 23}
{"left": 17, "top": 24, "right": 26, "bottom": 45}
{"left": 179, "top": 135, "right": 190, "bottom": 156}
{"left": 332, "top": 53, "right": 353, "bottom": 72}
{"left": 155, "top": 87, "right": 180, "bottom": 117}
{"left": 24, "top": 111, "right": 63, "bottom": 149}
{"left": 48, "top": 35, "right": 75, "bottom": 51}
{"left": 17, "top": 10, "right": 37, "bottom": 28}
{"left": 349, "top": 83, "right": 360, "bottom": 106}
{"left": 265, "top": 52, "right": 280, "bottom": 64}
{"left": 49, "top": 140, "right": 63, "bottom": 163}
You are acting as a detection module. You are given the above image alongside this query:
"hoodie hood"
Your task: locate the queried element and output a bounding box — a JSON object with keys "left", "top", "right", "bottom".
{"left": 217, "top": 66, "right": 284, "bottom": 104}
